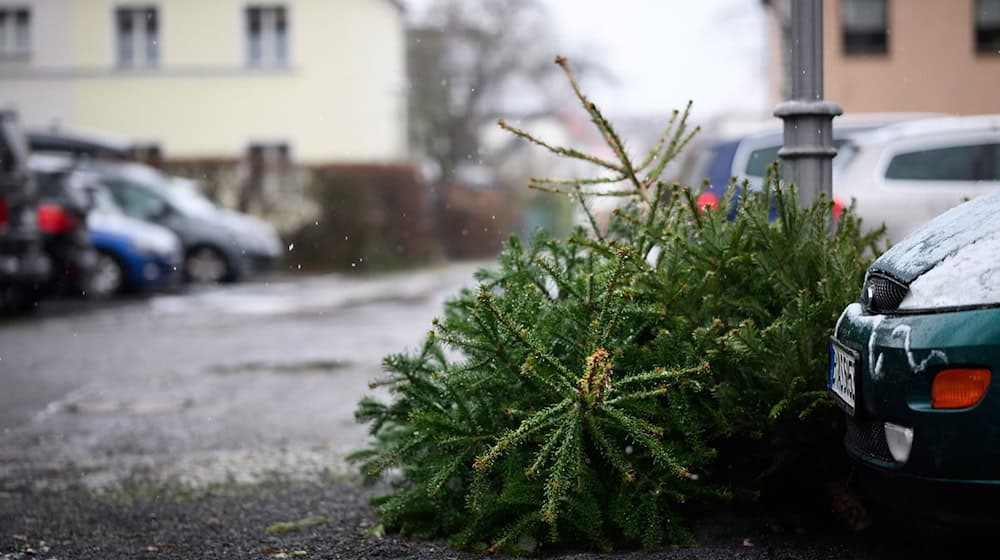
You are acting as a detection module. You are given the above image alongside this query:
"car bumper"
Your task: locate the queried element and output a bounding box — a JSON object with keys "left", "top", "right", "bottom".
{"left": 853, "top": 459, "right": 1000, "bottom": 524}
{"left": 126, "top": 253, "right": 183, "bottom": 291}
{"left": 832, "top": 303, "right": 1000, "bottom": 504}
{"left": 0, "top": 232, "right": 51, "bottom": 283}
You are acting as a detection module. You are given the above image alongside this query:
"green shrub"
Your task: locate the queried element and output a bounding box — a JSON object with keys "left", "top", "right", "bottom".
{"left": 351, "top": 57, "right": 885, "bottom": 554}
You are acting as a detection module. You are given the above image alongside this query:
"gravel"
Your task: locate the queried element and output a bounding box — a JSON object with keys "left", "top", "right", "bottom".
{"left": 2, "top": 473, "right": 990, "bottom": 560}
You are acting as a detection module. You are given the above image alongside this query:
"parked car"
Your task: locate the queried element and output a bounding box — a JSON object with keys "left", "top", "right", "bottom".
{"left": 832, "top": 114, "right": 1000, "bottom": 243}
{"left": 0, "top": 112, "right": 50, "bottom": 313}
{"left": 27, "top": 127, "right": 132, "bottom": 160}
{"left": 28, "top": 155, "right": 98, "bottom": 297}
{"left": 681, "top": 113, "right": 942, "bottom": 214}
{"left": 90, "top": 160, "right": 281, "bottom": 283}
{"left": 830, "top": 190, "right": 1000, "bottom": 520}
{"left": 87, "top": 185, "right": 183, "bottom": 296}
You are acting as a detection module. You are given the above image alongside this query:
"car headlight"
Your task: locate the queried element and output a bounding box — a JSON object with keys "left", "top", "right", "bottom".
{"left": 861, "top": 271, "right": 908, "bottom": 313}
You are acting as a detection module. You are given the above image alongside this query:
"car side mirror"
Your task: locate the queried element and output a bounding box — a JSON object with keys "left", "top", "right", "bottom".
{"left": 150, "top": 199, "right": 172, "bottom": 220}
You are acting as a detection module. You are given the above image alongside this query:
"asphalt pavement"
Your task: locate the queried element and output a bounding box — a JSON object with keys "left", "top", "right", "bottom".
{"left": 0, "top": 262, "right": 482, "bottom": 490}
{"left": 0, "top": 262, "right": 988, "bottom": 558}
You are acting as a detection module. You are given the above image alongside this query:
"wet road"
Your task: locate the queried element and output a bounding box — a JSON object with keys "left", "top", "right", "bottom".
{"left": 0, "top": 262, "right": 482, "bottom": 489}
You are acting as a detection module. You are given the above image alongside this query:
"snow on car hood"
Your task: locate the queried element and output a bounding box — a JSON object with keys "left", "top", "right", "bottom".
{"left": 871, "top": 190, "right": 1000, "bottom": 284}
{"left": 88, "top": 211, "right": 182, "bottom": 256}
{"left": 899, "top": 231, "right": 1000, "bottom": 310}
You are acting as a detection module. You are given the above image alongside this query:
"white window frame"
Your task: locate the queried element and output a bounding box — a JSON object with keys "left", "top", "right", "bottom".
{"left": 0, "top": 6, "right": 31, "bottom": 56}
{"left": 244, "top": 4, "right": 290, "bottom": 68}
{"left": 114, "top": 4, "right": 160, "bottom": 69}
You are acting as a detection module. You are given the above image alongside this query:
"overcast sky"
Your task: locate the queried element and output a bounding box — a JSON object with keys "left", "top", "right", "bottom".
{"left": 404, "top": 0, "right": 771, "bottom": 122}
{"left": 543, "top": 0, "right": 770, "bottom": 119}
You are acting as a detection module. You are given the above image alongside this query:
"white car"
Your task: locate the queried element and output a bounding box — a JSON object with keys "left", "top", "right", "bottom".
{"left": 834, "top": 115, "right": 1000, "bottom": 243}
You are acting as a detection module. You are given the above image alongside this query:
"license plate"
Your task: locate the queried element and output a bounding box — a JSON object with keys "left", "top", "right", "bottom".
{"left": 829, "top": 338, "right": 858, "bottom": 415}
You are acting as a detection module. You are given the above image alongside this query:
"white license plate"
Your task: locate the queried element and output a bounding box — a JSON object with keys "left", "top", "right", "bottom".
{"left": 829, "top": 338, "right": 858, "bottom": 414}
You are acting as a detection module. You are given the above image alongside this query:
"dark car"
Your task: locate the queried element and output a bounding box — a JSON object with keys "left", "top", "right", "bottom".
{"left": 830, "top": 190, "right": 1000, "bottom": 521}
{"left": 28, "top": 155, "right": 99, "bottom": 297}
{"left": 27, "top": 127, "right": 132, "bottom": 160}
{"left": 0, "top": 112, "right": 50, "bottom": 313}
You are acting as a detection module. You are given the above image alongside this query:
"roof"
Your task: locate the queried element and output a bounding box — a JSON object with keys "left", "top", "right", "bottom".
{"left": 846, "top": 114, "right": 1000, "bottom": 146}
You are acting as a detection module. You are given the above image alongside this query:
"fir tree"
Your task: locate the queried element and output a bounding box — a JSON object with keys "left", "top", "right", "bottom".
{"left": 351, "top": 56, "right": 884, "bottom": 554}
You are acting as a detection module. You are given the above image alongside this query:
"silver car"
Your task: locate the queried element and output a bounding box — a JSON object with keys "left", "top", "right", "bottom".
{"left": 92, "top": 161, "right": 282, "bottom": 283}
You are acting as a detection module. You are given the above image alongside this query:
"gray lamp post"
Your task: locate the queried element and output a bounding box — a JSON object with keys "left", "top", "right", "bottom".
{"left": 774, "top": 0, "right": 842, "bottom": 206}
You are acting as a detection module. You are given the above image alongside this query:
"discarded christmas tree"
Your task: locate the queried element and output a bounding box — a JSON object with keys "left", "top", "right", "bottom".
{"left": 351, "top": 56, "right": 884, "bottom": 554}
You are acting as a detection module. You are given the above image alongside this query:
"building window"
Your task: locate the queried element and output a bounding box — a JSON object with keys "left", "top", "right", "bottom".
{"left": 841, "top": 0, "right": 888, "bottom": 55}
{"left": 0, "top": 7, "right": 31, "bottom": 56}
{"left": 246, "top": 5, "right": 288, "bottom": 67}
{"left": 976, "top": 0, "right": 1000, "bottom": 54}
{"left": 247, "top": 143, "right": 290, "bottom": 167}
{"left": 116, "top": 6, "right": 159, "bottom": 68}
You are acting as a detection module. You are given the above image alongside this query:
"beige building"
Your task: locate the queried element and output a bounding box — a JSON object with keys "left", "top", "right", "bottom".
{"left": 0, "top": 0, "right": 407, "bottom": 164}
{"left": 766, "top": 0, "right": 1000, "bottom": 115}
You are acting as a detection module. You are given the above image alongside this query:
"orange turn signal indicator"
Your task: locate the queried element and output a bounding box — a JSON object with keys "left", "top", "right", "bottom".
{"left": 931, "top": 368, "right": 991, "bottom": 409}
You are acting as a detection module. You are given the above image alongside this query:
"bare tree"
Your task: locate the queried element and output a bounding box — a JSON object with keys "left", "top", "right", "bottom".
{"left": 407, "top": 0, "right": 601, "bottom": 184}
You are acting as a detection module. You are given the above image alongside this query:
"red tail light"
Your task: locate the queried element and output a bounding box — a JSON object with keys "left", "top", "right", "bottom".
{"left": 833, "top": 196, "right": 845, "bottom": 224}
{"left": 697, "top": 192, "right": 718, "bottom": 211}
{"left": 0, "top": 198, "right": 8, "bottom": 231}
{"left": 37, "top": 204, "right": 78, "bottom": 234}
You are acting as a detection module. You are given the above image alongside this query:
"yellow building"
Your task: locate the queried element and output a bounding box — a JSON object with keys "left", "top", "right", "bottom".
{"left": 765, "top": 0, "right": 1000, "bottom": 115}
{"left": 0, "top": 0, "right": 407, "bottom": 164}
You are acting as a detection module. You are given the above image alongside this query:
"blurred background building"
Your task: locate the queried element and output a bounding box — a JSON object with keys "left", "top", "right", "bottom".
{"left": 0, "top": 0, "right": 407, "bottom": 164}
{"left": 765, "top": 0, "right": 1000, "bottom": 114}
{"left": 2, "top": 0, "right": 997, "bottom": 271}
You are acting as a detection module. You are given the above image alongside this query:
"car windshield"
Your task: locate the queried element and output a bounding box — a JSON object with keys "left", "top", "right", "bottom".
{"left": 165, "top": 179, "right": 217, "bottom": 215}
{"left": 110, "top": 166, "right": 216, "bottom": 217}
{"left": 91, "top": 186, "right": 123, "bottom": 214}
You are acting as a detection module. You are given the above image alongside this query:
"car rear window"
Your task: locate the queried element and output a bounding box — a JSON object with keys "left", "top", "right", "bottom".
{"left": 744, "top": 145, "right": 781, "bottom": 178}
{"left": 884, "top": 143, "right": 997, "bottom": 181}
{"left": 743, "top": 139, "right": 851, "bottom": 178}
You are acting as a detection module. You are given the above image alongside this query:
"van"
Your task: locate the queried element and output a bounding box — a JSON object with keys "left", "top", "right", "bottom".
{"left": 834, "top": 115, "right": 1000, "bottom": 243}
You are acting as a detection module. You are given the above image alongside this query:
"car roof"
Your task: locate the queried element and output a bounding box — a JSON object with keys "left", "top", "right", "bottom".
{"left": 27, "top": 153, "right": 77, "bottom": 174}
{"left": 735, "top": 112, "right": 949, "bottom": 145}
{"left": 692, "top": 113, "right": 947, "bottom": 154}
{"left": 86, "top": 159, "right": 168, "bottom": 184}
{"left": 26, "top": 127, "right": 132, "bottom": 159}
{"left": 844, "top": 114, "right": 1000, "bottom": 146}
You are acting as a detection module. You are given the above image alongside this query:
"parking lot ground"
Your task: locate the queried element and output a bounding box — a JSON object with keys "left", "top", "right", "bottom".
{"left": 0, "top": 262, "right": 993, "bottom": 558}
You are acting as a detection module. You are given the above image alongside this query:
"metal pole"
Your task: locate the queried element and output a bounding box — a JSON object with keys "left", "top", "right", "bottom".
{"left": 774, "top": 0, "right": 842, "bottom": 206}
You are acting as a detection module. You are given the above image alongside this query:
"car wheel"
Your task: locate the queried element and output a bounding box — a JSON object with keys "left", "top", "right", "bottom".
{"left": 185, "top": 246, "right": 229, "bottom": 284}
{"left": 88, "top": 252, "right": 125, "bottom": 298}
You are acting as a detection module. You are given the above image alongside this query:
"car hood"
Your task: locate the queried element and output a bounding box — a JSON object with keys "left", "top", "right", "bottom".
{"left": 871, "top": 190, "right": 1000, "bottom": 284}
{"left": 88, "top": 211, "right": 182, "bottom": 256}
{"left": 215, "top": 210, "right": 282, "bottom": 256}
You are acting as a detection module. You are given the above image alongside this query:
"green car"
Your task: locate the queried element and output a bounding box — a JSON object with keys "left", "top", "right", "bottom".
{"left": 830, "top": 190, "right": 1000, "bottom": 520}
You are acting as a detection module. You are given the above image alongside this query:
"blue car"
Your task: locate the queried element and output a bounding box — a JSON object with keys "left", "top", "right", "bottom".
{"left": 86, "top": 188, "right": 183, "bottom": 297}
